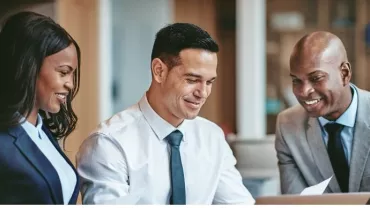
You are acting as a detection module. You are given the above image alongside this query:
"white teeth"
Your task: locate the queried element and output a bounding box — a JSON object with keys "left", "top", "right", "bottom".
{"left": 186, "top": 100, "right": 199, "bottom": 105}
{"left": 305, "top": 99, "right": 320, "bottom": 105}
{"left": 56, "top": 94, "right": 66, "bottom": 99}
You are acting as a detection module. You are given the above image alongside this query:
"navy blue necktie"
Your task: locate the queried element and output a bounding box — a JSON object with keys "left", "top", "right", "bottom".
{"left": 325, "top": 123, "right": 349, "bottom": 192}
{"left": 166, "top": 130, "right": 186, "bottom": 204}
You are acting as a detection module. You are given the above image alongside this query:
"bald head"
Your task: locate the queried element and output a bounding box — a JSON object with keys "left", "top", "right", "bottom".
{"left": 289, "top": 31, "right": 353, "bottom": 121}
{"left": 290, "top": 31, "right": 348, "bottom": 69}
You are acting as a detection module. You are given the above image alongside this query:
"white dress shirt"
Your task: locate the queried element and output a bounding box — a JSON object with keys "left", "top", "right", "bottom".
{"left": 76, "top": 94, "right": 254, "bottom": 205}
{"left": 21, "top": 114, "right": 77, "bottom": 204}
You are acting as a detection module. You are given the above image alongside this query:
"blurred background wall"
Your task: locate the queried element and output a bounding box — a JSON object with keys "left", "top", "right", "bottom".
{"left": 1, "top": 0, "right": 370, "bottom": 201}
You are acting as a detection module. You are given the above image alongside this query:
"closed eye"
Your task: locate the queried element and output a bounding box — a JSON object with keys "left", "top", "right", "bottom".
{"left": 292, "top": 78, "right": 301, "bottom": 84}
{"left": 60, "top": 71, "right": 68, "bottom": 76}
{"left": 186, "top": 79, "right": 198, "bottom": 84}
{"left": 310, "top": 76, "right": 324, "bottom": 82}
{"left": 206, "top": 80, "right": 215, "bottom": 85}
{"left": 57, "top": 65, "right": 74, "bottom": 76}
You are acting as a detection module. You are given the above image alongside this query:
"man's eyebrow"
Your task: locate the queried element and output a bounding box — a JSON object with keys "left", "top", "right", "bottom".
{"left": 184, "top": 73, "right": 202, "bottom": 78}
{"left": 290, "top": 70, "right": 325, "bottom": 78}
{"left": 307, "top": 70, "right": 324, "bottom": 76}
{"left": 184, "top": 73, "right": 217, "bottom": 81}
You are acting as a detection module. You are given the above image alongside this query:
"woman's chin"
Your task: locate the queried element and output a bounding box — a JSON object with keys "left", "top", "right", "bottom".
{"left": 44, "top": 106, "right": 61, "bottom": 114}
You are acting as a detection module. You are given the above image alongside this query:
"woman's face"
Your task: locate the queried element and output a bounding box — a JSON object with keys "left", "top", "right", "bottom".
{"left": 35, "top": 44, "right": 78, "bottom": 114}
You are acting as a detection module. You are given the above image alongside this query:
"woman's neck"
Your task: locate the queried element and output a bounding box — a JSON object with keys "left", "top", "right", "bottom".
{"left": 26, "top": 108, "right": 39, "bottom": 126}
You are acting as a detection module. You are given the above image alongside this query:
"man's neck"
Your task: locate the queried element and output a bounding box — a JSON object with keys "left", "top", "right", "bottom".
{"left": 324, "top": 86, "right": 353, "bottom": 121}
{"left": 146, "top": 89, "right": 182, "bottom": 127}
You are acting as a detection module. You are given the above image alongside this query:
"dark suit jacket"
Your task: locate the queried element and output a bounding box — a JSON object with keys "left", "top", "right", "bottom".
{"left": 0, "top": 124, "right": 79, "bottom": 204}
{"left": 275, "top": 85, "right": 370, "bottom": 194}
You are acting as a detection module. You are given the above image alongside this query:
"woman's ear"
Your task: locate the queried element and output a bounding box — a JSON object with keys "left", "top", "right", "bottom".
{"left": 151, "top": 58, "right": 168, "bottom": 83}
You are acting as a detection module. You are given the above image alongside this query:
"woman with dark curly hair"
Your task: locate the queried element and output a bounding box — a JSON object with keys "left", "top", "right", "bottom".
{"left": 0, "top": 11, "right": 81, "bottom": 204}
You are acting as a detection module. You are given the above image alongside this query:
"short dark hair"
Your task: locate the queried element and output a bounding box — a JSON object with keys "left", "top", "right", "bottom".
{"left": 151, "top": 23, "right": 219, "bottom": 69}
{"left": 0, "top": 11, "right": 81, "bottom": 142}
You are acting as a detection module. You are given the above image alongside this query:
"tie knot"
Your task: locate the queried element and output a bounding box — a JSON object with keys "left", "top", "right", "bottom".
{"left": 166, "top": 130, "right": 183, "bottom": 147}
{"left": 324, "top": 123, "right": 344, "bottom": 135}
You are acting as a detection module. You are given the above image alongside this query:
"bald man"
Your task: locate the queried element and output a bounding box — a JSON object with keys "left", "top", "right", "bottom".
{"left": 275, "top": 31, "right": 370, "bottom": 194}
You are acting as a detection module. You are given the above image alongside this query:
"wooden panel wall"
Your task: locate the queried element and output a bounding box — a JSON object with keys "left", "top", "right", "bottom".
{"left": 215, "top": 0, "right": 237, "bottom": 133}
{"left": 355, "top": 0, "right": 368, "bottom": 89}
{"left": 56, "top": 0, "right": 99, "bottom": 165}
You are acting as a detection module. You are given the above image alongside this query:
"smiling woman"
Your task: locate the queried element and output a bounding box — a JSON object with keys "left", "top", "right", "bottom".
{"left": 0, "top": 11, "right": 81, "bottom": 204}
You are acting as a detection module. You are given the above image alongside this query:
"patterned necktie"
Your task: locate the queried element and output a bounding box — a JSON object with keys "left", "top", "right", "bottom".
{"left": 166, "top": 130, "right": 186, "bottom": 204}
{"left": 325, "top": 123, "right": 349, "bottom": 192}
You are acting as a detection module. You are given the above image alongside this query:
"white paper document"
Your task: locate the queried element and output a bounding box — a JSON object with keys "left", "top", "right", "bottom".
{"left": 300, "top": 175, "right": 333, "bottom": 195}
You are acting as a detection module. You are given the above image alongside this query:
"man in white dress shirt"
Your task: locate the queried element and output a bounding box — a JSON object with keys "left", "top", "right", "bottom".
{"left": 76, "top": 23, "right": 254, "bottom": 205}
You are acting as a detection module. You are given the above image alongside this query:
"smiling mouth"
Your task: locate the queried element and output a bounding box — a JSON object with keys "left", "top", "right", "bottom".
{"left": 55, "top": 93, "right": 68, "bottom": 104}
{"left": 185, "top": 100, "right": 201, "bottom": 106}
{"left": 56, "top": 93, "right": 66, "bottom": 99}
{"left": 303, "top": 98, "right": 322, "bottom": 105}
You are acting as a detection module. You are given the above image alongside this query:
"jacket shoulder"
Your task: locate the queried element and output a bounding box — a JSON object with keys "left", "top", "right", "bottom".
{"left": 277, "top": 104, "right": 307, "bottom": 125}
{"left": 0, "top": 130, "right": 15, "bottom": 142}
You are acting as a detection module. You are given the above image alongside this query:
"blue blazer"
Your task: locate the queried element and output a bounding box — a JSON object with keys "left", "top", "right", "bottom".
{"left": 0, "top": 124, "right": 79, "bottom": 204}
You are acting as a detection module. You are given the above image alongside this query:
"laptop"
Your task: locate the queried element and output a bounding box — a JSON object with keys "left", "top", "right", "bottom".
{"left": 256, "top": 193, "right": 370, "bottom": 205}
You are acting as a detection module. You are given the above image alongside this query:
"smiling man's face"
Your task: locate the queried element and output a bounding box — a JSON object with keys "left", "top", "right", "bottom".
{"left": 160, "top": 48, "right": 217, "bottom": 122}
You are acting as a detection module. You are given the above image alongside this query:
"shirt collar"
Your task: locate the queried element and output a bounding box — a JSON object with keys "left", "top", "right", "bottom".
{"left": 138, "top": 93, "right": 188, "bottom": 142}
{"left": 318, "top": 84, "right": 358, "bottom": 128}
{"left": 20, "top": 114, "right": 44, "bottom": 139}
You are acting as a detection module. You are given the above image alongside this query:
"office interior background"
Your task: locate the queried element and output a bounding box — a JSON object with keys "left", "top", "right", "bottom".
{"left": 1, "top": 0, "right": 370, "bottom": 198}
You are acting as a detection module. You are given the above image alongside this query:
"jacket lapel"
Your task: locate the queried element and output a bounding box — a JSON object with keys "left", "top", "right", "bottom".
{"left": 8, "top": 125, "right": 64, "bottom": 204}
{"left": 349, "top": 88, "right": 370, "bottom": 192}
{"left": 42, "top": 126, "right": 80, "bottom": 204}
{"left": 306, "top": 117, "right": 341, "bottom": 193}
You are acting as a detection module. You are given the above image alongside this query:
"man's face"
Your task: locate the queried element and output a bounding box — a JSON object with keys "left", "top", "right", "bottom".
{"left": 160, "top": 48, "right": 217, "bottom": 123}
{"left": 290, "top": 57, "right": 350, "bottom": 119}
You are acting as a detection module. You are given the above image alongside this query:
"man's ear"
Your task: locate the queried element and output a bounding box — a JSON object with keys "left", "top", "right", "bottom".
{"left": 340, "top": 61, "right": 352, "bottom": 86}
{"left": 151, "top": 58, "right": 168, "bottom": 83}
